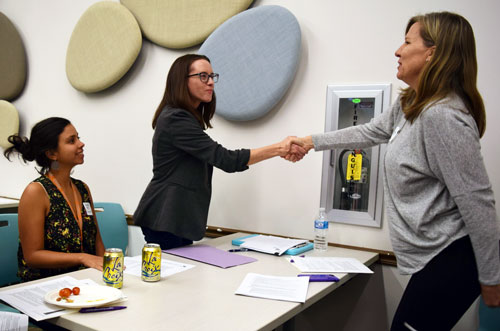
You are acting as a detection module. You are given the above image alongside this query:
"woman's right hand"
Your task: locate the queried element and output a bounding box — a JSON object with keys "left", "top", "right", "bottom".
{"left": 81, "top": 253, "right": 104, "bottom": 271}
{"left": 481, "top": 283, "right": 500, "bottom": 307}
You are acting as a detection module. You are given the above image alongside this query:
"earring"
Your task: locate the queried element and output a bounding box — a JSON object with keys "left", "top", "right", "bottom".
{"left": 51, "top": 160, "right": 60, "bottom": 170}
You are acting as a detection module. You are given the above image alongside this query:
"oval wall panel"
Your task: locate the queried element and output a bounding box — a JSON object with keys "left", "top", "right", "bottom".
{"left": 0, "top": 12, "right": 27, "bottom": 100}
{"left": 0, "top": 100, "right": 19, "bottom": 149}
{"left": 66, "top": 2, "right": 142, "bottom": 93}
{"left": 199, "top": 6, "right": 301, "bottom": 121}
{"left": 120, "top": 0, "right": 253, "bottom": 49}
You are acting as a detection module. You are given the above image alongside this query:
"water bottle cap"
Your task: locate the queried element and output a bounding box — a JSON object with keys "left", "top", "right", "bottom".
{"left": 319, "top": 207, "right": 325, "bottom": 212}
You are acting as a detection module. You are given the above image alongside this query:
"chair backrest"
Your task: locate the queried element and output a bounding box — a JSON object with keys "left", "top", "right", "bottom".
{"left": 479, "top": 296, "right": 500, "bottom": 331}
{"left": 93, "top": 202, "right": 128, "bottom": 254}
{"left": 0, "top": 213, "right": 21, "bottom": 286}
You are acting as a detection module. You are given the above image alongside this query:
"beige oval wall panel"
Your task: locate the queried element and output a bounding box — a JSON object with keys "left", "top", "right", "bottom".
{"left": 0, "top": 100, "right": 19, "bottom": 150}
{"left": 120, "top": 0, "right": 253, "bottom": 49}
{"left": 0, "top": 12, "right": 27, "bottom": 100}
{"left": 66, "top": 2, "right": 142, "bottom": 93}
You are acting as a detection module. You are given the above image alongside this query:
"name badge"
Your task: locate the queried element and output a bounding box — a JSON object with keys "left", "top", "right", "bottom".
{"left": 83, "top": 202, "right": 93, "bottom": 216}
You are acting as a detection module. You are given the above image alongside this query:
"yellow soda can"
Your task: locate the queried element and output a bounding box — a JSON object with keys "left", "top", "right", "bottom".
{"left": 103, "top": 248, "right": 124, "bottom": 288}
{"left": 142, "top": 243, "right": 161, "bottom": 282}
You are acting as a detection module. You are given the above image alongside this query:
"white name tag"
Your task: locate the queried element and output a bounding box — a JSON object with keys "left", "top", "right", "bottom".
{"left": 83, "top": 202, "right": 93, "bottom": 216}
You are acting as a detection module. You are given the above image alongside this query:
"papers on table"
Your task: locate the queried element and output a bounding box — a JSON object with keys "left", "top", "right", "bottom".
{"left": 0, "top": 276, "right": 100, "bottom": 321}
{"left": 0, "top": 311, "right": 28, "bottom": 331}
{"left": 290, "top": 257, "right": 373, "bottom": 274}
{"left": 240, "top": 235, "right": 308, "bottom": 256}
{"left": 164, "top": 244, "right": 257, "bottom": 268}
{"left": 124, "top": 256, "right": 195, "bottom": 278}
{"left": 235, "top": 273, "right": 309, "bottom": 303}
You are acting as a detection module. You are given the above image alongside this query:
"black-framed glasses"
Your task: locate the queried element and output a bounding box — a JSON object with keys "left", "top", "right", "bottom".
{"left": 187, "top": 72, "right": 219, "bottom": 83}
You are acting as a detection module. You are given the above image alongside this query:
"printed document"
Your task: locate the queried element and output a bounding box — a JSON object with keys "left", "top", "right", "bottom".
{"left": 235, "top": 273, "right": 309, "bottom": 303}
{"left": 240, "top": 235, "right": 307, "bottom": 255}
{"left": 291, "top": 257, "right": 373, "bottom": 273}
{"left": 124, "top": 256, "right": 195, "bottom": 278}
{"left": 0, "top": 311, "right": 28, "bottom": 331}
{"left": 0, "top": 276, "right": 98, "bottom": 321}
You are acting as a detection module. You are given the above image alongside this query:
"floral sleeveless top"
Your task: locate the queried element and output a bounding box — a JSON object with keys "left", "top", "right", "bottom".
{"left": 18, "top": 175, "right": 98, "bottom": 282}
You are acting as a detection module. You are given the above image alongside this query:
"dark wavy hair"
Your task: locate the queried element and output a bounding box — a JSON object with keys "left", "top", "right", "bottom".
{"left": 152, "top": 54, "right": 216, "bottom": 130}
{"left": 4, "top": 117, "right": 71, "bottom": 174}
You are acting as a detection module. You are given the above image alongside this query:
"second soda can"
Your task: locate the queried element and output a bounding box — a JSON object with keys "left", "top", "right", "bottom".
{"left": 142, "top": 243, "right": 161, "bottom": 282}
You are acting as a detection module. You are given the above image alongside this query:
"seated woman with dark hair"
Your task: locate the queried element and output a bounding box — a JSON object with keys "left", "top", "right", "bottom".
{"left": 4, "top": 117, "right": 104, "bottom": 282}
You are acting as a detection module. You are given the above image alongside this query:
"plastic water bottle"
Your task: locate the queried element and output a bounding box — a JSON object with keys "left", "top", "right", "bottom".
{"left": 314, "top": 207, "right": 328, "bottom": 252}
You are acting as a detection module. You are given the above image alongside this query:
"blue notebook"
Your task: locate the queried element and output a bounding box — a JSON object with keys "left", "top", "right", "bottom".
{"left": 231, "top": 234, "right": 313, "bottom": 256}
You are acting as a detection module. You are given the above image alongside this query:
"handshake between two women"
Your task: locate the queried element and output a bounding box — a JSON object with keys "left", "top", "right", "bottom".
{"left": 277, "top": 136, "right": 314, "bottom": 163}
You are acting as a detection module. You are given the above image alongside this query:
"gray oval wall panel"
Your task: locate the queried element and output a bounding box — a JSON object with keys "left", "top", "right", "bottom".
{"left": 0, "top": 12, "right": 27, "bottom": 100}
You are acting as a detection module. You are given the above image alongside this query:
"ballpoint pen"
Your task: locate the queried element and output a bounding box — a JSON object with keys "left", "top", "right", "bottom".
{"left": 228, "top": 248, "right": 249, "bottom": 252}
{"left": 79, "top": 306, "right": 127, "bottom": 313}
{"left": 298, "top": 274, "right": 340, "bottom": 282}
{"left": 292, "top": 242, "right": 309, "bottom": 248}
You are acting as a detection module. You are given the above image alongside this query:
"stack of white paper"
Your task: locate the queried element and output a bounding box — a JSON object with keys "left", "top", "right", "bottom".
{"left": 0, "top": 312, "right": 28, "bottom": 331}
{"left": 124, "top": 256, "right": 195, "bottom": 278}
{"left": 291, "top": 257, "right": 373, "bottom": 274}
{"left": 235, "top": 273, "right": 309, "bottom": 303}
{"left": 0, "top": 276, "right": 104, "bottom": 321}
{"left": 240, "top": 235, "right": 307, "bottom": 255}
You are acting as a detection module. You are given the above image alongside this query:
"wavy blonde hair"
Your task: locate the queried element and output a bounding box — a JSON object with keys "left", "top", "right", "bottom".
{"left": 400, "top": 12, "right": 486, "bottom": 137}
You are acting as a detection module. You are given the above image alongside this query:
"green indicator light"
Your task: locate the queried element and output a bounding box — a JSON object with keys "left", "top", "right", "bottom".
{"left": 352, "top": 98, "right": 361, "bottom": 104}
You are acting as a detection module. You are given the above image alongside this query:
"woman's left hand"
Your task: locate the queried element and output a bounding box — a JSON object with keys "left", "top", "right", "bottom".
{"left": 481, "top": 283, "right": 500, "bottom": 307}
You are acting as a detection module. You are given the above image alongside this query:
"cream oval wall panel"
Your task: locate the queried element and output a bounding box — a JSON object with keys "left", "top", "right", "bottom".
{"left": 119, "top": 0, "right": 253, "bottom": 49}
{"left": 199, "top": 6, "right": 301, "bottom": 121}
{"left": 66, "top": 2, "right": 142, "bottom": 93}
{"left": 0, "top": 100, "right": 19, "bottom": 149}
{"left": 0, "top": 12, "right": 27, "bottom": 100}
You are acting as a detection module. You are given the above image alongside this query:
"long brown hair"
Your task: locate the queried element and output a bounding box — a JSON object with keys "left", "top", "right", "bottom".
{"left": 152, "top": 54, "right": 216, "bottom": 129}
{"left": 400, "top": 12, "right": 486, "bottom": 137}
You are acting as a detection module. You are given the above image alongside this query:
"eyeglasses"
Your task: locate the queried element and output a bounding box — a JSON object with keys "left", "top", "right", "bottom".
{"left": 187, "top": 72, "right": 219, "bottom": 83}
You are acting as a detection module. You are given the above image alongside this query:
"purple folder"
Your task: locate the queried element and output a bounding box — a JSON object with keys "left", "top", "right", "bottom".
{"left": 164, "top": 244, "right": 257, "bottom": 268}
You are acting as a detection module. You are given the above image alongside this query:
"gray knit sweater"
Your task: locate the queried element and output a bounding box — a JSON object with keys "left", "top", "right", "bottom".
{"left": 312, "top": 94, "right": 500, "bottom": 285}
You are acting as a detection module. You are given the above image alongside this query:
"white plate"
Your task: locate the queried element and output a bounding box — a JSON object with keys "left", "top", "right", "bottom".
{"left": 44, "top": 285, "right": 123, "bottom": 308}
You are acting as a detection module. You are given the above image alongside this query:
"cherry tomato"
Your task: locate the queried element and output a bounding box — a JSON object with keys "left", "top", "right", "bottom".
{"left": 59, "top": 288, "right": 71, "bottom": 298}
{"left": 72, "top": 287, "right": 80, "bottom": 295}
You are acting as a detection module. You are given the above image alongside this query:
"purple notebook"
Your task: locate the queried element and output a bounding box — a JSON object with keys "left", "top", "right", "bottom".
{"left": 164, "top": 244, "right": 257, "bottom": 268}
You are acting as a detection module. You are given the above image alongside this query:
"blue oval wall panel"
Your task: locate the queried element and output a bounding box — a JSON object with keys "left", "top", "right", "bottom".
{"left": 199, "top": 5, "right": 301, "bottom": 121}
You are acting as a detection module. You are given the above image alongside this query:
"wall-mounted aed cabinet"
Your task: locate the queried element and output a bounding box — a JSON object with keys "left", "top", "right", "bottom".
{"left": 320, "top": 84, "right": 391, "bottom": 228}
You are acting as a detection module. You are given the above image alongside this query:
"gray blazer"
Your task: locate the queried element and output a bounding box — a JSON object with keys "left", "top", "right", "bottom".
{"left": 134, "top": 107, "right": 250, "bottom": 240}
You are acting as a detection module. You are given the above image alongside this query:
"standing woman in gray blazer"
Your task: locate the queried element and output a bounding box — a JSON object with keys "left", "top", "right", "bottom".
{"left": 134, "top": 54, "right": 304, "bottom": 250}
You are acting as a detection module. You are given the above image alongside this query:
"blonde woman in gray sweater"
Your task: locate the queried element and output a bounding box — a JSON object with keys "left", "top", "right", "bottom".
{"left": 292, "top": 12, "right": 500, "bottom": 330}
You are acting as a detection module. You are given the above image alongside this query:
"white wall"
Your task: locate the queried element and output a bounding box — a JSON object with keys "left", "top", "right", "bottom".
{"left": 1, "top": 0, "right": 499, "bottom": 254}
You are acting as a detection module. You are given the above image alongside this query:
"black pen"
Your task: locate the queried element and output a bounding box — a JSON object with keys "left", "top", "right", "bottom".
{"left": 79, "top": 306, "right": 127, "bottom": 313}
{"left": 228, "top": 248, "right": 248, "bottom": 252}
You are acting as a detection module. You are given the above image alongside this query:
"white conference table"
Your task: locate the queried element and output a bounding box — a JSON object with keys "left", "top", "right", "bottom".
{"left": 1, "top": 232, "right": 378, "bottom": 331}
{"left": 0, "top": 196, "right": 19, "bottom": 209}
